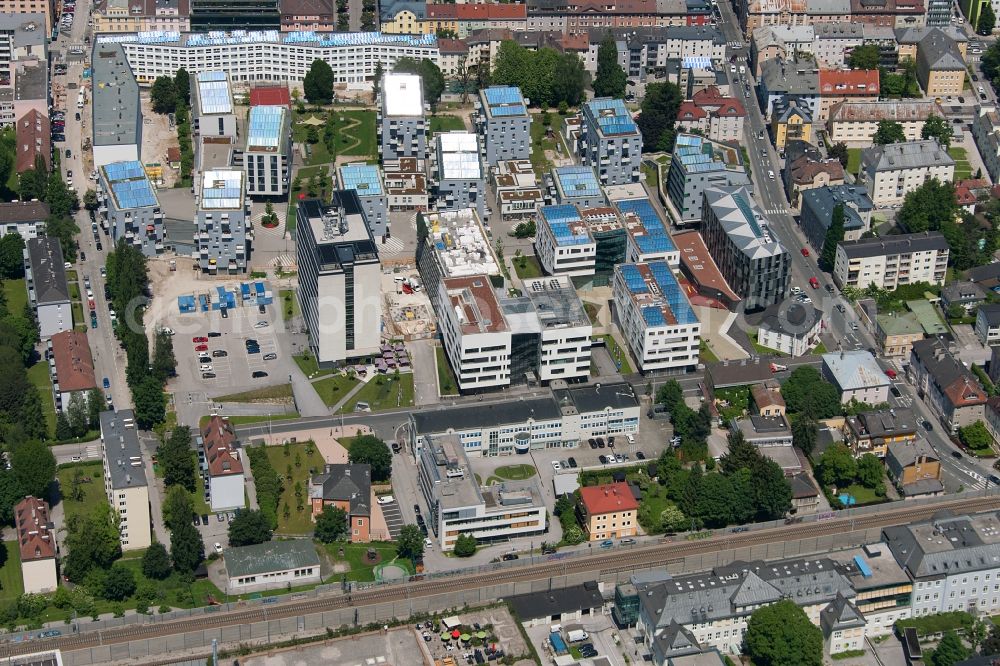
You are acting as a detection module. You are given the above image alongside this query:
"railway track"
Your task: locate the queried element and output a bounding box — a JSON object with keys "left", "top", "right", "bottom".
{"left": 5, "top": 494, "right": 997, "bottom": 659}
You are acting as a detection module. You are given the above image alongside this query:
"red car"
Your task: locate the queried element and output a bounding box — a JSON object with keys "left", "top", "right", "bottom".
{"left": 195, "top": 344, "right": 208, "bottom": 352}
{"left": 193, "top": 336, "right": 208, "bottom": 343}
{"left": 885, "top": 368, "right": 897, "bottom": 379}
{"left": 801, "top": 248, "right": 810, "bottom": 257}
{"left": 809, "top": 277, "right": 820, "bottom": 289}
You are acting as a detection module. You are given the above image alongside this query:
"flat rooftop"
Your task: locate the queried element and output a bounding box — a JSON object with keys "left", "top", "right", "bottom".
{"left": 424, "top": 209, "right": 499, "bottom": 278}
{"left": 92, "top": 42, "right": 139, "bottom": 148}
{"left": 584, "top": 97, "right": 639, "bottom": 137}
{"left": 195, "top": 71, "right": 233, "bottom": 116}
{"left": 246, "top": 105, "right": 286, "bottom": 151}
{"left": 339, "top": 163, "right": 383, "bottom": 197}
{"left": 442, "top": 275, "right": 508, "bottom": 335}
{"left": 382, "top": 72, "right": 424, "bottom": 117}
{"left": 673, "top": 133, "right": 743, "bottom": 175}
{"left": 828, "top": 543, "right": 911, "bottom": 591}
{"left": 102, "top": 160, "right": 158, "bottom": 210}
{"left": 617, "top": 198, "right": 675, "bottom": 256}
{"left": 580, "top": 206, "right": 624, "bottom": 234}
{"left": 618, "top": 261, "right": 698, "bottom": 328}
{"left": 200, "top": 169, "right": 244, "bottom": 210}
{"left": 421, "top": 434, "right": 482, "bottom": 510}
{"left": 100, "top": 409, "right": 148, "bottom": 490}
{"left": 481, "top": 85, "right": 528, "bottom": 119}
{"left": 437, "top": 132, "right": 482, "bottom": 180}
{"left": 98, "top": 30, "right": 438, "bottom": 49}
{"left": 553, "top": 165, "right": 602, "bottom": 200}
{"left": 520, "top": 276, "right": 590, "bottom": 329}
{"left": 302, "top": 194, "right": 376, "bottom": 250}
{"left": 539, "top": 205, "right": 593, "bottom": 247}
{"left": 674, "top": 230, "right": 740, "bottom": 302}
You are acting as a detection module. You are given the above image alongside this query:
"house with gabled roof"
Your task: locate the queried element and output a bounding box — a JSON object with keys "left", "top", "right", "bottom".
{"left": 909, "top": 338, "right": 988, "bottom": 433}
{"left": 309, "top": 463, "right": 373, "bottom": 542}
{"left": 200, "top": 415, "right": 245, "bottom": 512}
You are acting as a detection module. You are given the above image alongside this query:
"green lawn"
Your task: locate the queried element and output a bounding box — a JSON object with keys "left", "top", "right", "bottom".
{"left": 435, "top": 345, "right": 459, "bottom": 396}
{"left": 339, "top": 373, "right": 414, "bottom": 413}
{"left": 293, "top": 351, "right": 334, "bottom": 379}
{"left": 584, "top": 302, "right": 600, "bottom": 326}
{"left": 949, "top": 146, "right": 972, "bottom": 180}
{"left": 641, "top": 162, "right": 659, "bottom": 189}
{"left": 752, "top": 337, "right": 787, "bottom": 357}
{"left": 56, "top": 461, "right": 107, "bottom": 525}
{"left": 0, "top": 541, "right": 23, "bottom": 604}
{"left": 321, "top": 541, "right": 413, "bottom": 583}
{"left": 599, "top": 334, "right": 633, "bottom": 374}
{"left": 847, "top": 148, "right": 862, "bottom": 175}
{"left": 263, "top": 442, "right": 326, "bottom": 535}
{"left": 529, "top": 115, "right": 560, "bottom": 177}
{"left": 292, "top": 110, "right": 377, "bottom": 163}
{"left": 512, "top": 254, "right": 544, "bottom": 279}
{"left": 26, "top": 361, "right": 56, "bottom": 438}
{"left": 428, "top": 114, "right": 466, "bottom": 136}
{"left": 838, "top": 484, "right": 887, "bottom": 507}
{"left": 71, "top": 302, "right": 85, "bottom": 328}
{"left": 2, "top": 279, "right": 27, "bottom": 315}
{"left": 312, "top": 374, "right": 361, "bottom": 408}
{"left": 699, "top": 340, "right": 719, "bottom": 364}
{"left": 494, "top": 464, "right": 536, "bottom": 480}
{"left": 68, "top": 283, "right": 80, "bottom": 301}
{"left": 279, "top": 289, "right": 300, "bottom": 320}
{"left": 215, "top": 384, "right": 294, "bottom": 403}
{"left": 812, "top": 341, "right": 828, "bottom": 354}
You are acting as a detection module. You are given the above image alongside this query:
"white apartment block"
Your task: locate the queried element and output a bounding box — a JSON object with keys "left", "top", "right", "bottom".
{"left": 522, "top": 276, "right": 592, "bottom": 383}
{"left": 534, "top": 204, "right": 597, "bottom": 277}
{"left": 379, "top": 72, "right": 427, "bottom": 161}
{"left": 827, "top": 100, "right": 947, "bottom": 144}
{"left": 96, "top": 32, "right": 440, "bottom": 85}
{"left": 612, "top": 262, "right": 701, "bottom": 374}
{"left": 833, "top": 231, "right": 950, "bottom": 291}
{"left": 859, "top": 139, "right": 955, "bottom": 208}
{"left": 437, "top": 275, "right": 513, "bottom": 391}
{"left": 99, "top": 410, "right": 151, "bottom": 551}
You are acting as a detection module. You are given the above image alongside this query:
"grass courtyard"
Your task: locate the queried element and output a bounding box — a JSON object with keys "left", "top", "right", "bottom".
{"left": 2, "top": 278, "right": 27, "bottom": 316}
{"left": 0, "top": 541, "right": 23, "bottom": 604}
{"left": 278, "top": 289, "right": 300, "bottom": 320}
{"left": 339, "top": 373, "right": 414, "bottom": 413}
{"left": 428, "top": 114, "right": 466, "bottom": 136}
{"left": 293, "top": 351, "right": 334, "bottom": 379}
{"left": 512, "top": 254, "right": 544, "bottom": 279}
{"left": 215, "top": 384, "right": 294, "bottom": 403}
{"left": 26, "top": 361, "right": 56, "bottom": 438}
{"left": 949, "top": 146, "right": 972, "bottom": 180}
{"left": 312, "top": 374, "right": 361, "bottom": 408}
{"left": 321, "top": 541, "right": 413, "bottom": 583}
{"left": 263, "top": 441, "right": 326, "bottom": 535}
{"left": 56, "top": 461, "right": 106, "bottom": 525}
{"left": 292, "top": 110, "right": 377, "bottom": 165}
{"left": 847, "top": 148, "right": 862, "bottom": 175}
{"left": 599, "top": 334, "right": 634, "bottom": 374}
{"left": 435, "top": 346, "right": 459, "bottom": 396}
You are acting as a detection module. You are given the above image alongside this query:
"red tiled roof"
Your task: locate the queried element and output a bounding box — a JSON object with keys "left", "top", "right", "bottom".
{"left": 249, "top": 85, "right": 292, "bottom": 108}
{"left": 955, "top": 184, "right": 977, "bottom": 206}
{"left": 166, "top": 147, "right": 181, "bottom": 163}
{"left": 676, "top": 102, "right": 707, "bottom": 121}
{"left": 202, "top": 415, "right": 244, "bottom": 477}
{"left": 942, "top": 377, "right": 988, "bottom": 409}
{"left": 15, "top": 496, "right": 55, "bottom": 562}
{"left": 580, "top": 482, "right": 638, "bottom": 515}
{"left": 438, "top": 38, "right": 469, "bottom": 54}
{"left": 819, "top": 69, "right": 879, "bottom": 96}
{"left": 560, "top": 32, "right": 590, "bottom": 51}
{"left": 15, "top": 109, "right": 50, "bottom": 174}
{"left": 689, "top": 86, "right": 746, "bottom": 117}
{"left": 427, "top": 3, "right": 526, "bottom": 19}
{"left": 51, "top": 331, "right": 96, "bottom": 393}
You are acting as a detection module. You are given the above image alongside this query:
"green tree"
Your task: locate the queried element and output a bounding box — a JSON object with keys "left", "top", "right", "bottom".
{"left": 0, "top": 234, "right": 25, "bottom": 279}
{"left": 227, "top": 509, "right": 273, "bottom": 547}
{"left": 921, "top": 114, "right": 953, "bottom": 148}
{"left": 393, "top": 57, "right": 446, "bottom": 108}
{"left": 174, "top": 68, "right": 191, "bottom": 106}
{"left": 896, "top": 178, "right": 958, "bottom": 233}
{"left": 828, "top": 142, "right": 849, "bottom": 168}
{"left": 314, "top": 505, "right": 348, "bottom": 543}
{"left": 932, "top": 631, "right": 971, "bottom": 666}
{"left": 659, "top": 505, "right": 687, "bottom": 533}
{"left": 348, "top": 435, "right": 392, "bottom": 482}
{"left": 453, "top": 533, "right": 477, "bottom": 557}
{"left": 552, "top": 53, "right": 587, "bottom": 106}
{"left": 792, "top": 416, "right": 818, "bottom": 457}
{"left": 397, "top": 524, "right": 425, "bottom": 561}
{"left": 64, "top": 503, "right": 121, "bottom": 582}
{"left": 102, "top": 563, "right": 136, "bottom": 601}
{"left": 637, "top": 82, "right": 682, "bottom": 152}
{"left": 10, "top": 440, "right": 55, "bottom": 498}
{"left": 55, "top": 411, "right": 72, "bottom": 440}
{"left": 162, "top": 484, "right": 194, "bottom": 532}
{"left": 67, "top": 391, "right": 89, "bottom": 437}
{"left": 873, "top": 120, "right": 906, "bottom": 145}
{"left": 170, "top": 521, "right": 204, "bottom": 573}
{"left": 372, "top": 60, "right": 384, "bottom": 96}
{"left": 303, "top": 59, "right": 335, "bottom": 104}
{"left": 150, "top": 76, "right": 177, "bottom": 114}
{"left": 151, "top": 330, "right": 177, "bottom": 382}
{"left": 820, "top": 203, "right": 846, "bottom": 270}
{"left": 781, "top": 366, "right": 841, "bottom": 419}
{"left": 87, "top": 388, "right": 103, "bottom": 430}
{"left": 980, "top": 2, "right": 996, "bottom": 35}
{"left": 593, "top": 33, "right": 627, "bottom": 98}
{"left": 133, "top": 375, "right": 166, "bottom": 430}
{"left": 960, "top": 420, "right": 994, "bottom": 451}
{"left": 656, "top": 379, "right": 684, "bottom": 412}
{"left": 816, "top": 443, "right": 858, "bottom": 488}
{"left": 744, "top": 599, "right": 823, "bottom": 666}
{"left": 158, "top": 426, "right": 195, "bottom": 492}
{"left": 856, "top": 453, "right": 885, "bottom": 490}
{"left": 751, "top": 457, "right": 792, "bottom": 520}
{"left": 141, "top": 542, "right": 172, "bottom": 580}
{"left": 847, "top": 44, "right": 881, "bottom": 70}
{"left": 693, "top": 473, "right": 735, "bottom": 527}
{"left": 979, "top": 622, "right": 1000, "bottom": 655}
{"left": 719, "top": 429, "right": 758, "bottom": 474}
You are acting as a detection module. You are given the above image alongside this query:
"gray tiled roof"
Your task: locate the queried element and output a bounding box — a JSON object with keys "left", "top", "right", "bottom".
{"left": 806, "top": 0, "right": 851, "bottom": 12}
{"left": 757, "top": 301, "right": 823, "bottom": 339}
{"left": 760, "top": 58, "right": 820, "bottom": 96}
{"left": 886, "top": 437, "right": 937, "bottom": 470}
{"left": 801, "top": 185, "right": 872, "bottom": 235}
{"left": 25, "top": 237, "right": 69, "bottom": 305}
{"left": 979, "top": 304, "right": 1000, "bottom": 327}
{"left": 916, "top": 31, "right": 967, "bottom": 71}
{"left": 884, "top": 514, "right": 1000, "bottom": 578}
{"left": 822, "top": 350, "right": 890, "bottom": 391}
{"left": 941, "top": 281, "right": 986, "bottom": 306}
{"left": 100, "top": 409, "right": 148, "bottom": 490}
{"left": 310, "top": 464, "right": 371, "bottom": 517}
{"left": 838, "top": 231, "right": 950, "bottom": 260}
{"left": 861, "top": 140, "right": 954, "bottom": 174}
{"left": 814, "top": 21, "right": 864, "bottom": 39}
{"left": 509, "top": 581, "right": 604, "bottom": 622}
{"left": 820, "top": 593, "right": 865, "bottom": 636}
{"left": 224, "top": 540, "right": 320, "bottom": 579}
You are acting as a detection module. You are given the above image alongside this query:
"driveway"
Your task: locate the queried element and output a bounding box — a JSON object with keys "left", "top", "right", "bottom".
{"left": 409, "top": 339, "right": 441, "bottom": 407}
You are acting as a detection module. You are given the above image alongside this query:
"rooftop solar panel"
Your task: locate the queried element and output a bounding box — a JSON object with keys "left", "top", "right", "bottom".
{"left": 196, "top": 71, "right": 233, "bottom": 116}
{"left": 618, "top": 261, "right": 697, "bottom": 327}
{"left": 102, "top": 160, "right": 158, "bottom": 210}
{"left": 247, "top": 105, "right": 286, "bottom": 150}
{"left": 540, "top": 205, "right": 591, "bottom": 247}
{"left": 482, "top": 86, "right": 528, "bottom": 118}
{"left": 554, "top": 166, "right": 601, "bottom": 198}
{"left": 586, "top": 98, "right": 638, "bottom": 137}
{"left": 201, "top": 169, "right": 244, "bottom": 210}
{"left": 340, "top": 164, "right": 383, "bottom": 196}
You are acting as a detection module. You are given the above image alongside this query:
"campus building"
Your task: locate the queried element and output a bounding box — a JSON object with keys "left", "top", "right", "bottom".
{"left": 337, "top": 163, "right": 388, "bottom": 239}
{"left": 379, "top": 72, "right": 427, "bottom": 161}
{"left": 245, "top": 105, "right": 291, "bottom": 197}
{"left": 99, "top": 410, "right": 151, "bottom": 551}
{"left": 192, "top": 71, "right": 237, "bottom": 139}
{"left": 474, "top": 85, "right": 530, "bottom": 165}
{"left": 550, "top": 165, "right": 607, "bottom": 209}
{"left": 534, "top": 205, "right": 597, "bottom": 277}
{"left": 197, "top": 169, "right": 251, "bottom": 274}
{"left": 578, "top": 98, "right": 642, "bottom": 185}
{"left": 98, "top": 160, "right": 164, "bottom": 257}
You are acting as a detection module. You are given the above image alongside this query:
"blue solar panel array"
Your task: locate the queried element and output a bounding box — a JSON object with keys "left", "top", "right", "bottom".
{"left": 247, "top": 105, "right": 285, "bottom": 149}
{"left": 104, "top": 161, "right": 157, "bottom": 210}
{"left": 483, "top": 86, "right": 527, "bottom": 118}
{"left": 196, "top": 71, "right": 232, "bottom": 115}
{"left": 555, "top": 166, "right": 601, "bottom": 198}
{"left": 617, "top": 198, "right": 675, "bottom": 255}
{"left": 619, "top": 262, "right": 697, "bottom": 328}
{"left": 541, "top": 205, "right": 590, "bottom": 247}
{"left": 587, "top": 98, "right": 637, "bottom": 136}
{"left": 340, "top": 164, "right": 383, "bottom": 196}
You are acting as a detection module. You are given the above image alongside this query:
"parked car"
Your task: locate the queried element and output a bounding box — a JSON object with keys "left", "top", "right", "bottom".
{"left": 263, "top": 353, "right": 277, "bottom": 360}
{"left": 567, "top": 457, "right": 577, "bottom": 468}
{"left": 193, "top": 336, "right": 208, "bottom": 343}
{"left": 251, "top": 370, "right": 268, "bottom": 378}
{"left": 208, "top": 331, "right": 222, "bottom": 337}
{"left": 195, "top": 344, "right": 208, "bottom": 352}
{"left": 102, "top": 377, "right": 110, "bottom": 389}
{"left": 212, "top": 350, "right": 227, "bottom": 358}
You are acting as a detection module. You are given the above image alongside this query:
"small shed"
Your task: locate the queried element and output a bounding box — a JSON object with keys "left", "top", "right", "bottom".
{"left": 178, "top": 295, "right": 196, "bottom": 313}
{"left": 442, "top": 616, "right": 462, "bottom": 630}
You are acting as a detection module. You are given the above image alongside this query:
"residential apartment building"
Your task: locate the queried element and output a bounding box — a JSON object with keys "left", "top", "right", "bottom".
{"left": 578, "top": 26, "right": 725, "bottom": 79}
{"left": 976, "top": 304, "right": 1000, "bottom": 346}
{"left": 200, "top": 415, "right": 246, "bottom": 512}
{"left": 755, "top": 302, "right": 822, "bottom": 357}
{"left": 617, "top": 197, "right": 680, "bottom": 266}
{"left": 189, "top": 0, "right": 279, "bottom": 30}
{"left": 337, "top": 163, "right": 388, "bottom": 239}
{"left": 192, "top": 71, "right": 237, "bottom": 139}
{"left": 750, "top": 25, "right": 815, "bottom": 75}
{"left": 800, "top": 185, "right": 872, "bottom": 251}
{"left": 245, "top": 104, "right": 291, "bottom": 197}
{"left": 885, "top": 438, "right": 942, "bottom": 497}
{"left": 433, "top": 132, "right": 485, "bottom": 219}
{"left": 416, "top": 433, "right": 546, "bottom": 550}
{"left": 474, "top": 86, "right": 530, "bottom": 165}
{"left": 758, "top": 57, "right": 820, "bottom": 120}
{"left": 666, "top": 133, "right": 751, "bottom": 224}
{"left": 279, "top": 0, "right": 336, "bottom": 31}
{"left": 674, "top": 86, "right": 746, "bottom": 144}
{"left": 379, "top": 72, "right": 427, "bottom": 161}
{"left": 817, "top": 69, "right": 880, "bottom": 122}
{"left": 909, "top": 337, "right": 988, "bottom": 433}
{"left": 100, "top": 31, "right": 439, "bottom": 86}
{"left": 578, "top": 98, "right": 642, "bottom": 186}
{"left": 99, "top": 410, "right": 151, "bottom": 551}
{"left": 98, "top": 160, "right": 164, "bottom": 257}
{"left": 876, "top": 312, "right": 925, "bottom": 358}
{"left": 823, "top": 351, "right": 892, "bottom": 404}
{"left": 827, "top": 100, "right": 947, "bottom": 144}
{"left": 14, "top": 497, "right": 56, "bottom": 594}
{"left": 197, "top": 169, "right": 251, "bottom": 274}
{"left": 0, "top": 201, "right": 46, "bottom": 241}
{"left": 295, "top": 195, "right": 381, "bottom": 366}
{"left": 973, "top": 105, "right": 1000, "bottom": 184}
{"left": 843, "top": 408, "right": 918, "bottom": 458}
{"left": 24, "top": 236, "right": 71, "bottom": 338}
{"left": 895, "top": 25, "right": 969, "bottom": 61}
{"left": 701, "top": 186, "right": 790, "bottom": 311}
{"left": 410, "top": 381, "right": 640, "bottom": 457}
{"left": 612, "top": 261, "right": 701, "bottom": 374}
{"left": 309, "top": 464, "right": 374, "bottom": 542}
{"left": 915, "top": 29, "right": 966, "bottom": 96}
{"left": 850, "top": 0, "right": 926, "bottom": 27}
{"left": 523, "top": 0, "right": 708, "bottom": 33}
{"left": 384, "top": 157, "right": 429, "bottom": 211}
{"left": 50, "top": 330, "right": 97, "bottom": 414}
{"left": 0, "top": 0, "right": 53, "bottom": 37}
{"left": 491, "top": 160, "right": 543, "bottom": 223}
{"left": 417, "top": 208, "right": 500, "bottom": 313}
{"left": 784, "top": 141, "right": 846, "bottom": 212}
{"left": 832, "top": 231, "right": 950, "bottom": 290}
{"left": 812, "top": 22, "right": 867, "bottom": 68}
{"left": 579, "top": 482, "right": 638, "bottom": 541}
{"left": 737, "top": 0, "right": 852, "bottom": 33}
{"left": 551, "top": 165, "right": 607, "bottom": 209}
{"left": 15, "top": 108, "right": 48, "bottom": 174}
{"left": 770, "top": 99, "right": 812, "bottom": 150}
{"left": 92, "top": 42, "right": 141, "bottom": 168}
{"left": 93, "top": 0, "right": 190, "bottom": 33}
{"left": 535, "top": 205, "right": 596, "bottom": 277}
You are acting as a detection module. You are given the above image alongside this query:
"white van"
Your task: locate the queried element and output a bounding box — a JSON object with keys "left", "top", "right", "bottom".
{"left": 767, "top": 170, "right": 775, "bottom": 180}
{"left": 76, "top": 92, "right": 84, "bottom": 109}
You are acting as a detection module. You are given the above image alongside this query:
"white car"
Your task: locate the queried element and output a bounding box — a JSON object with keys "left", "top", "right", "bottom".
{"left": 214, "top": 543, "right": 223, "bottom": 554}
{"left": 376, "top": 495, "right": 395, "bottom": 505}
{"left": 199, "top": 364, "right": 213, "bottom": 372}
{"left": 551, "top": 461, "right": 561, "bottom": 471}
{"left": 254, "top": 320, "right": 269, "bottom": 328}
{"left": 424, "top": 538, "right": 433, "bottom": 547}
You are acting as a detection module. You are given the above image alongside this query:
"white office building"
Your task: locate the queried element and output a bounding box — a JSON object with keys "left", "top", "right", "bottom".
{"left": 613, "top": 261, "right": 701, "bottom": 374}
{"left": 437, "top": 274, "right": 512, "bottom": 391}
{"left": 534, "top": 204, "right": 597, "bottom": 277}
{"left": 192, "top": 70, "right": 237, "bottom": 139}
{"left": 99, "top": 410, "right": 151, "bottom": 551}
{"left": 859, "top": 139, "right": 955, "bottom": 207}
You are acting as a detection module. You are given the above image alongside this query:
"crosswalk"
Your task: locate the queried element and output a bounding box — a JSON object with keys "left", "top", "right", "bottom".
{"left": 764, "top": 208, "right": 791, "bottom": 216}
{"left": 379, "top": 236, "right": 405, "bottom": 255}
{"left": 268, "top": 253, "right": 295, "bottom": 268}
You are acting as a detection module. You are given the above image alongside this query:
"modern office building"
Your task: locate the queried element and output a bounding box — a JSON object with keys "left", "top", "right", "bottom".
{"left": 666, "top": 133, "right": 751, "bottom": 224}
{"left": 99, "top": 409, "right": 151, "bottom": 551}
{"left": 417, "top": 208, "right": 500, "bottom": 313}
{"left": 859, "top": 139, "right": 955, "bottom": 208}
{"left": 189, "top": 0, "right": 280, "bottom": 31}
{"left": 701, "top": 186, "right": 790, "bottom": 311}
{"left": 98, "top": 160, "right": 163, "bottom": 257}
{"left": 192, "top": 71, "right": 237, "bottom": 139}
{"left": 97, "top": 32, "right": 440, "bottom": 86}
{"left": 616, "top": 197, "right": 679, "bottom": 266}
{"left": 474, "top": 85, "right": 530, "bottom": 165}
{"left": 245, "top": 104, "right": 291, "bottom": 197}
{"left": 832, "top": 231, "right": 950, "bottom": 290}
{"left": 578, "top": 98, "right": 642, "bottom": 185}
{"left": 534, "top": 205, "right": 597, "bottom": 277}
{"left": 24, "top": 236, "right": 71, "bottom": 338}
{"left": 337, "top": 163, "right": 388, "bottom": 239}
{"left": 197, "top": 169, "right": 251, "bottom": 274}
{"left": 92, "top": 42, "right": 141, "bottom": 168}
{"left": 437, "top": 274, "right": 512, "bottom": 391}
{"left": 433, "top": 132, "right": 485, "bottom": 218}
{"left": 550, "top": 165, "right": 607, "bottom": 209}
{"left": 492, "top": 160, "right": 544, "bottom": 222}
{"left": 296, "top": 195, "right": 381, "bottom": 366}
{"left": 799, "top": 184, "right": 873, "bottom": 252}
{"left": 14, "top": 497, "right": 56, "bottom": 594}
{"left": 612, "top": 261, "right": 701, "bottom": 374}
{"left": 379, "top": 72, "right": 427, "bottom": 161}
{"left": 200, "top": 415, "right": 246, "bottom": 512}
